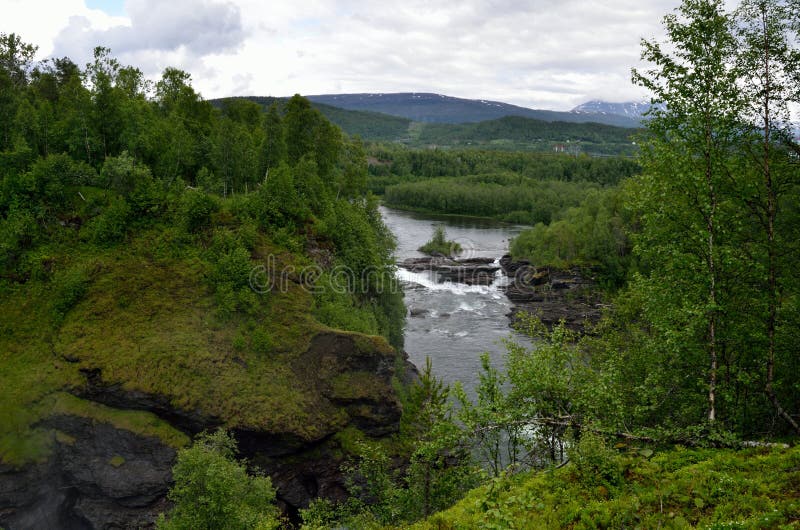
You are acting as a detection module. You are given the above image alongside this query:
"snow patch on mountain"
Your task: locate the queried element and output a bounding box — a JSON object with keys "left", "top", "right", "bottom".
{"left": 571, "top": 100, "right": 662, "bottom": 119}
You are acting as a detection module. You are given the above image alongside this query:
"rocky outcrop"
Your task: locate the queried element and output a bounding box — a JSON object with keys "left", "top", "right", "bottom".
{"left": 499, "top": 255, "right": 604, "bottom": 332}
{"left": 399, "top": 256, "right": 500, "bottom": 285}
{"left": 0, "top": 417, "right": 175, "bottom": 530}
{"left": 0, "top": 331, "right": 408, "bottom": 530}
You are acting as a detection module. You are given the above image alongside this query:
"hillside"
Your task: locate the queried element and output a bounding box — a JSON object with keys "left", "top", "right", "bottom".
{"left": 306, "top": 93, "right": 642, "bottom": 127}
{"left": 212, "top": 96, "right": 412, "bottom": 141}
{"left": 415, "top": 445, "right": 800, "bottom": 529}
{"left": 415, "top": 115, "right": 638, "bottom": 155}
{"left": 0, "top": 69, "right": 410, "bottom": 527}
{"left": 215, "top": 96, "right": 638, "bottom": 153}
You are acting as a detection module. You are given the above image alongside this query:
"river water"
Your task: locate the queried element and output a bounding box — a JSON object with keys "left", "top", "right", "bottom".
{"left": 380, "top": 206, "right": 529, "bottom": 397}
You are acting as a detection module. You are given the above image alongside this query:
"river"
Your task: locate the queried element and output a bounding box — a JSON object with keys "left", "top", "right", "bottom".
{"left": 380, "top": 205, "right": 529, "bottom": 397}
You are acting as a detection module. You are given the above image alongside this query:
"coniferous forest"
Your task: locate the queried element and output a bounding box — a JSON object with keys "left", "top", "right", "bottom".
{"left": 2, "top": 0, "right": 800, "bottom": 529}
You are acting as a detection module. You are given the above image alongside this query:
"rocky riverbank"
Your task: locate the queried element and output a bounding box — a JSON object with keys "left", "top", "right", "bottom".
{"left": 499, "top": 255, "right": 604, "bottom": 332}
{"left": 396, "top": 254, "right": 605, "bottom": 332}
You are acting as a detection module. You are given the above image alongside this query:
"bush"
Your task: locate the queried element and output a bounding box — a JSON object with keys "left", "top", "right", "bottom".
{"left": 418, "top": 225, "right": 461, "bottom": 257}
{"left": 0, "top": 207, "right": 37, "bottom": 272}
{"left": 100, "top": 152, "right": 152, "bottom": 196}
{"left": 82, "top": 196, "right": 131, "bottom": 245}
{"left": 177, "top": 190, "right": 218, "bottom": 233}
{"left": 567, "top": 430, "right": 621, "bottom": 490}
{"left": 211, "top": 247, "right": 252, "bottom": 289}
{"left": 157, "top": 430, "right": 281, "bottom": 530}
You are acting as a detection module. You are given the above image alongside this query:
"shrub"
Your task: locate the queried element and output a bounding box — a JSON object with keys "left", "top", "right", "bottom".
{"left": 82, "top": 196, "right": 131, "bottom": 245}
{"left": 211, "top": 247, "right": 252, "bottom": 289}
{"left": 177, "top": 190, "right": 218, "bottom": 233}
{"left": 157, "top": 430, "right": 281, "bottom": 530}
{"left": 567, "top": 430, "right": 621, "bottom": 490}
{"left": 0, "top": 207, "right": 37, "bottom": 272}
{"left": 418, "top": 225, "right": 462, "bottom": 257}
{"left": 100, "top": 152, "right": 152, "bottom": 196}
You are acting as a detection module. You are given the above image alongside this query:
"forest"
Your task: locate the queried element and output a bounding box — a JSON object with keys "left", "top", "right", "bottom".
{"left": 2, "top": 0, "right": 800, "bottom": 528}
{"left": 0, "top": 39, "right": 404, "bottom": 347}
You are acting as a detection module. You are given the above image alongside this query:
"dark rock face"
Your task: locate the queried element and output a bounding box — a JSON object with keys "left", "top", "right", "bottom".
{"left": 0, "top": 332, "right": 407, "bottom": 530}
{"left": 399, "top": 256, "right": 500, "bottom": 285}
{"left": 0, "top": 416, "right": 176, "bottom": 530}
{"left": 499, "top": 255, "right": 603, "bottom": 333}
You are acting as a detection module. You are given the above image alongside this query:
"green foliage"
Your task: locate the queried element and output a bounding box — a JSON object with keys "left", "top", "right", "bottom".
{"left": 210, "top": 245, "right": 252, "bottom": 289}
{"left": 384, "top": 174, "right": 609, "bottom": 225}
{"left": 300, "top": 360, "right": 479, "bottom": 528}
{"left": 567, "top": 429, "right": 622, "bottom": 489}
{"left": 510, "top": 185, "right": 634, "bottom": 287}
{"left": 52, "top": 265, "right": 90, "bottom": 316}
{"left": 100, "top": 152, "right": 150, "bottom": 195}
{"left": 157, "top": 429, "right": 281, "bottom": 530}
{"left": 82, "top": 195, "right": 131, "bottom": 244}
{"left": 177, "top": 190, "right": 218, "bottom": 233}
{"left": 418, "top": 225, "right": 461, "bottom": 257}
{"left": 415, "top": 115, "right": 639, "bottom": 155}
{"left": 0, "top": 205, "right": 36, "bottom": 272}
{"left": 370, "top": 146, "right": 639, "bottom": 184}
{"left": 416, "top": 446, "right": 800, "bottom": 529}
{"left": 0, "top": 41, "right": 408, "bottom": 481}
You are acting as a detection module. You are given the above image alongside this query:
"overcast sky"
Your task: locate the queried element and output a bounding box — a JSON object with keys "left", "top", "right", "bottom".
{"left": 0, "top": 0, "right": 681, "bottom": 111}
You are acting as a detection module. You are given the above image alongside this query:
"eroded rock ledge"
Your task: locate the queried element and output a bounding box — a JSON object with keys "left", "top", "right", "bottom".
{"left": 0, "top": 331, "right": 410, "bottom": 530}
{"left": 399, "top": 256, "right": 500, "bottom": 285}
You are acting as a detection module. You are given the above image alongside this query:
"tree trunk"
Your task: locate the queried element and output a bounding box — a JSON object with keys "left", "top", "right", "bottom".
{"left": 705, "top": 114, "right": 718, "bottom": 423}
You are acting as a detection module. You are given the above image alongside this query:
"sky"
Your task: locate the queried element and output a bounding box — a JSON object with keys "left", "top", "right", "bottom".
{"left": 0, "top": 0, "right": 682, "bottom": 111}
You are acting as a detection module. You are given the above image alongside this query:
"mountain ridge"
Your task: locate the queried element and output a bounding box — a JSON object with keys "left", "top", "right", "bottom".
{"left": 305, "top": 92, "right": 642, "bottom": 128}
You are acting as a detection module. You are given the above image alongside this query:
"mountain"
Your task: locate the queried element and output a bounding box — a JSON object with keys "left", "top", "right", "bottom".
{"left": 571, "top": 100, "right": 661, "bottom": 120}
{"left": 306, "top": 93, "right": 642, "bottom": 128}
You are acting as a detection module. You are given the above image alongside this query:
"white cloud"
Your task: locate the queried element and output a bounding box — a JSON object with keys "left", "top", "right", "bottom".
{"left": 1, "top": 0, "right": 683, "bottom": 110}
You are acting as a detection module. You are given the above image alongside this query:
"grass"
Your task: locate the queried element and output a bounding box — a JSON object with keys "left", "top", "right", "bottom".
{"left": 413, "top": 445, "right": 800, "bottom": 529}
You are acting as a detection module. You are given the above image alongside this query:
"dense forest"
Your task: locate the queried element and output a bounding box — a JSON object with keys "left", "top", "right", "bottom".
{"left": 0, "top": 39, "right": 404, "bottom": 345}
{"left": 2, "top": 0, "right": 800, "bottom": 528}
{"left": 413, "top": 115, "right": 639, "bottom": 155}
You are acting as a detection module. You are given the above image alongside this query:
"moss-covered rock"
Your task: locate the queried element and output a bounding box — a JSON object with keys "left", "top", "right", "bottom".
{"left": 0, "top": 224, "right": 408, "bottom": 528}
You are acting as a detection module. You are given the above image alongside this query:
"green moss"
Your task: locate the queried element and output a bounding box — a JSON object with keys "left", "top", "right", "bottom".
{"left": 109, "top": 455, "right": 126, "bottom": 468}
{"left": 50, "top": 393, "right": 189, "bottom": 449}
{"left": 54, "top": 431, "right": 76, "bottom": 446}
{"left": 413, "top": 446, "right": 800, "bottom": 529}
{"left": 330, "top": 372, "right": 389, "bottom": 401}
{"left": 0, "top": 283, "right": 83, "bottom": 466}
{"left": 0, "top": 428, "right": 53, "bottom": 467}
{"left": 333, "top": 426, "right": 368, "bottom": 455}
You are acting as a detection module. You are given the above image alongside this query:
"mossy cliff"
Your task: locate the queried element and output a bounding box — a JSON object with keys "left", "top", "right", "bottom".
{"left": 0, "top": 218, "right": 410, "bottom": 529}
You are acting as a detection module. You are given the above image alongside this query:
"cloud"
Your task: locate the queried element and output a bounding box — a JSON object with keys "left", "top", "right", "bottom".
{"left": 199, "top": 0, "right": 680, "bottom": 109}
{"left": 51, "top": 0, "right": 246, "bottom": 74}
{"left": 4, "top": 0, "right": 684, "bottom": 109}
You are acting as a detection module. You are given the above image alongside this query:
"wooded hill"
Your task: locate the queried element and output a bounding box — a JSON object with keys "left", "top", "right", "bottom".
{"left": 214, "top": 96, "right": 640, "bottom": 154}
